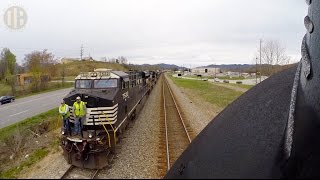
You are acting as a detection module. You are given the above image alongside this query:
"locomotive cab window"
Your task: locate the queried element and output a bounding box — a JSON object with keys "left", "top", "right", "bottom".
{"left": 94, "top": 79, "right": 118, "bottom": 88}
{"left": 76, "top": 79, "right": 92, "bottom": 89}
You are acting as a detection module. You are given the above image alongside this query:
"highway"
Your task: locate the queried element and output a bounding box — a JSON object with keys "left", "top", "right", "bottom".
{"left": 0, "top": 88, "right": 73, "bottom": 129}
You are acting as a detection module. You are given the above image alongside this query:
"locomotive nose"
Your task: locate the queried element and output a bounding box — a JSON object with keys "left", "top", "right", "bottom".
{"left": 65, "top": 93, "right": 113, "bottom": 108}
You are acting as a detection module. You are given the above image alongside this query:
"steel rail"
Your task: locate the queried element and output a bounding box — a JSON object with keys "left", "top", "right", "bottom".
{"left": 164, "top": 77, "right": 192, "bottom": 143}
{"left": 163, "top": 83, "right": 171, "bottom": 171}
{"left": 60, "top": 165, "right": 74, "bottom": 179}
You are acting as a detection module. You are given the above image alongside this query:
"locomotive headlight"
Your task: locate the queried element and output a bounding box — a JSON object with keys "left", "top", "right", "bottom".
{"left": 89, "top": 144, "right": 94, "bottom": 149}
{"left": 88, "top": 133, "right": 93, "bottom": 138}
{"left": 61, "top": 130, "right": 65, "bottom": 135}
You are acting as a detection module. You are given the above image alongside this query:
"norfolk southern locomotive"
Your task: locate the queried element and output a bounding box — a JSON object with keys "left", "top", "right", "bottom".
{"left": 60, "top": 68, "right": 160, "bottom": 169}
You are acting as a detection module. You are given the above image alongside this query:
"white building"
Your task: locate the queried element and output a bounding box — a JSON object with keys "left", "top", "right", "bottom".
{"left": 191, "top": 67, "right": 221, "bottom": 75}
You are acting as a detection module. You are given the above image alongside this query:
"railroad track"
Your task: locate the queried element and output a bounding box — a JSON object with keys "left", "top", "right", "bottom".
{"left": 60, "top": 165, "right": 100, "bottom": 179}
{"left": 60, "top": 153, "right": 115, "bottom": 179}
{"left": 158, "top": 75, "right": 194, "bottom": 177}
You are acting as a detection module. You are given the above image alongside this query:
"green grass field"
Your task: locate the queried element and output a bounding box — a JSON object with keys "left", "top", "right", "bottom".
{"left": 170, "top": 76, "right": 244, "bottom": 109}
{"left": 220, "top": 82, "right": 254, "bottom": 90}
{"left": 217, "top": 76, "right": 246, "bottom": 80}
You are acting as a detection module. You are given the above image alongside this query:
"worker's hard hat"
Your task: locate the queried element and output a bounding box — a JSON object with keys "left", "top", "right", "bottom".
{"left": 76, "top": 96, "right": 81, "bottom": 100}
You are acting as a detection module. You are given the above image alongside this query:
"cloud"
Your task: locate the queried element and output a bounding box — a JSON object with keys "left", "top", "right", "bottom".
{"left": 0, "top": 0, "right": 308, "bottom": 65}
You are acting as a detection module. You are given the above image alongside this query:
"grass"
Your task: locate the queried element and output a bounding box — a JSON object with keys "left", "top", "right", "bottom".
{"left": 223, "top": 83, "right": 254, "bottom": 90}
{"left": 0, "top": 108, "right": 61, "bottom": 178}
{"left": 217, "top": 76, "right": 246, "bottom": 80}
{"left": 0, "top": 148, "right": 49, "bottom": 179}
{"left": 170, "top": 75, "right": 244, "bottom": 109}
{"left": 51, "top": 76, "right": 76, "bottom": 81}
{"left": 0, "top": 83, "right": 13, "bottom": 96}
{"left": 0, "top": 108, "right": 60, "bottom": 142}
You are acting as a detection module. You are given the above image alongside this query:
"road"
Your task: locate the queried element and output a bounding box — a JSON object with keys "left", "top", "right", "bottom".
{"left": 0, "top": 88, "right": 73, "bottom": 129}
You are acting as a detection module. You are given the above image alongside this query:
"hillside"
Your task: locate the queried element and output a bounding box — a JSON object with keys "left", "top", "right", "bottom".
{"left": 56, "top": 60, "right": 128, "bottom": 76}
{"left": 123, "top": 63, "right": 185, "bottom": 71}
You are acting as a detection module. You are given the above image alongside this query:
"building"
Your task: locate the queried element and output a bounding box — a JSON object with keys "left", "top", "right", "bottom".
{"left": 191, "top": 67, "right": 221, "bottom": 76}
{"left": 16, "top": 73, "right": 50, "bottom": 86}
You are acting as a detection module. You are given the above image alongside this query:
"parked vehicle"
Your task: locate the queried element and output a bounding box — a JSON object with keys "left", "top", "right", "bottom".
{"left": 0, "top": 96, "right": 15, "bottom": 105}
{"left": 223, "top": 80, "right": 229, "bottom": 83}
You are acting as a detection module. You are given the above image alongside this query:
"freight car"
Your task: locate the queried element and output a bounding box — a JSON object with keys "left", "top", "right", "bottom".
{"left": 60, "top": 68, "right": 159, "bottom": 169}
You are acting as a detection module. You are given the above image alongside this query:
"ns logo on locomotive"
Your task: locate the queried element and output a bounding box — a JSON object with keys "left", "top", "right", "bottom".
{"left": 60, "top": 68, "right": 160, "bottom": 169}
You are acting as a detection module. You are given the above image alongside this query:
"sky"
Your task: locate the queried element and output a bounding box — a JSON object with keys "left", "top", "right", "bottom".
{"left": 0, "top": 0, "right": 308, "bottom": 67}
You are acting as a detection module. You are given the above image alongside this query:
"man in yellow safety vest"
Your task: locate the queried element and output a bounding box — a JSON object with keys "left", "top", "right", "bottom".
{"left": 59, "top": 100, "right": 70, "bottom": 134}
{"left": 73, "top": 96, "right": 86, "bottom": 136}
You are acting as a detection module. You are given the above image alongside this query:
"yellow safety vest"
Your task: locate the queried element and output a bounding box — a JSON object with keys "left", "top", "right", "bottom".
{"left": 59, "top": 104, "right": 70, "bottom": 117}
{"left": 73, "top": 101, "right": 86, "bottom": 117}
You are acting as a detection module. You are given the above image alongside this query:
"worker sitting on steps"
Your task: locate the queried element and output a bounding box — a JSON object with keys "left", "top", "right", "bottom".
{"left": 59, "top": 100, "right": 70, "bottom": 135}
{"left": 73, "top": 96, "right": 86, "bottom": 137}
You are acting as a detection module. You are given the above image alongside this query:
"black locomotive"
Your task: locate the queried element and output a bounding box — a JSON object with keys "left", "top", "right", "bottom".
{"left": 60, "top": 68, "right": 160, "bottom": 169}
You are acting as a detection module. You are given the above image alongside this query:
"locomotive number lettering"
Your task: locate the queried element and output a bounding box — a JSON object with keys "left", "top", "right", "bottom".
{"left": 122, "top": 91, "right": 129, "bottom": 100}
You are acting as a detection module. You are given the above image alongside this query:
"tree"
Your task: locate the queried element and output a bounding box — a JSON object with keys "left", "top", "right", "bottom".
{"left": 118, "top": 56, "right": 128, "bottom": 64}
{"left": 0, "top": 48, "right": 16, "bottom": 95}
{"left": 24, "top": 49, "right": 55, "bottom": 92}
{"left": 260, "top": 40, "right": 290, "bottom": 75}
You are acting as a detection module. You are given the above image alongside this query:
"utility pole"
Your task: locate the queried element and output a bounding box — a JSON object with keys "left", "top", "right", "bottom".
{"left": 259, "top": 39, "right": 262, "bottom": 83}
{"left": 80, "top": 44, "right": 84, "bottom": 60}
{"left": 62, "top": 62, "right": 65, "bottom": 86}
{"left": 255, "top": 57, "right": 258, "bottom": 84}
{"left": 214, "top": 63, "right": 217, "bottom": 79}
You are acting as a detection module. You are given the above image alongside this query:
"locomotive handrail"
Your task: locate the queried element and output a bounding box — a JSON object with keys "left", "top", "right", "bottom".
{"left": 103, "top": 112, "right": 117, "bottom": 148}
{"left": 98, "top": 115, "right": 111, "bottom": 147}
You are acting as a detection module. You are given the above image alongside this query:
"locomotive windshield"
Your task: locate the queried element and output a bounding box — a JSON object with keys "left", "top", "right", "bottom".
{"left": 94, "top": 79, "right": 118, "bottom": 88}
{"left": 76, "top": 80, "right": 92, "bottom": 89}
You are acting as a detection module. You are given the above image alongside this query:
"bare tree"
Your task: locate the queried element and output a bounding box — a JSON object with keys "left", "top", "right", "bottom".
{"left": 260, "top": 40, "right": 290, "bottom": 75}
{"left": 24, "top": 49, "right": 56, "bottom": 91}
{"left": 118, "top": 56, "right": 128, "bottom": 64}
